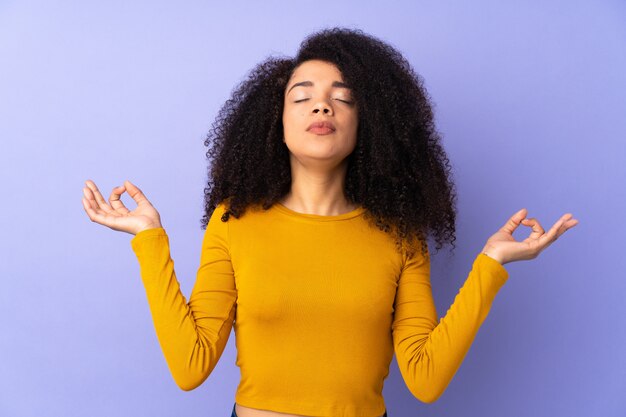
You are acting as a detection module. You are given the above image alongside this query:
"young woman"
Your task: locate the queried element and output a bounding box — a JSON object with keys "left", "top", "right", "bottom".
{"left": 81, "top": 28, "right": 578, "bottom": 417}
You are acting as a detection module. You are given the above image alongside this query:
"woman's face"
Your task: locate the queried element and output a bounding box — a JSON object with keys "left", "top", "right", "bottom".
{"left": 282, "top": 59, "right": 358, "bottom": 170}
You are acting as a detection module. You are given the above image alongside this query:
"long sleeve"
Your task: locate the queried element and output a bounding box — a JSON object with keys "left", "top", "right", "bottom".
{"left": 392, "top": 249, "right": 509, "bottom": 403}
{"left": 130, "top": 203, "right": 236, "bottom": 391}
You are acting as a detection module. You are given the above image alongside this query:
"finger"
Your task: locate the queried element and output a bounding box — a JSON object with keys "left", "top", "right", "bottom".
{"left": 555, "top": 214, "right": 578, "bottom": 236}
{"left": 500, "top": 208, "right": 528, "bottom": 234}
{"left": 82, "top": 195, "right": 101, "bottom": 218}
{"left": 109, "top": 185, "right": 131, "bottom": 214}
{"left": 82, "top": 196, "right": 117, "bottom": 228}
{"left": 82, "top": 196, "right": 94, "bottom": 216}
{"left": 521, "top": 217, "right": 545, "bottom": 240}
{"left": 82, "top": 187, "right": 98, "bottom": 211}
{"left": 538, "top": 213, "right": 573, "bottom": 247}
{"left": 83, "top": 186, "right": 113, "bottom": 214}
{"left": 84, "top": 181, "right": 114, "bottom": 213}
{"left": 123, "top": 180, "right": 151, "bottom": 205}
{"left": 565, "top": 218, "right": 579, "bottom": 229}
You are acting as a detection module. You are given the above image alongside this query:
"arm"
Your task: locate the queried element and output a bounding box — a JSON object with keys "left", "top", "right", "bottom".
{"left": 392, "top": 249, "right": 509, "bottom": 403}
{"left": 130, "top": 203, "right": 236, "bottom": 391}
{"left": 392, "top": 207, "right": 577, "bottom": 402}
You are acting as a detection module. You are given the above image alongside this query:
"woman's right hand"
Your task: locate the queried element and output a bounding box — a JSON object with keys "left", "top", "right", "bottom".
{"left": 82, "top": 179, "right": 163, "bottom": 235}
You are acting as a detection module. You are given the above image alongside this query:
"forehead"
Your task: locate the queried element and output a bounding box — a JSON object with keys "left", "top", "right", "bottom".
{"left": 288, "top": 60, "right": 344, "bottom": 82}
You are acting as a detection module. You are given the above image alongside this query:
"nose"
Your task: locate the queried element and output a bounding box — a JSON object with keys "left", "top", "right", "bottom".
{"left": 312, "top": 100, "right": 333, "bottom": 115}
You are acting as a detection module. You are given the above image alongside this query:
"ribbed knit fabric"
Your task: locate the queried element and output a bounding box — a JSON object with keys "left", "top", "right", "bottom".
{"left": 130, "top": 202, "right": 509, "bottom": 417}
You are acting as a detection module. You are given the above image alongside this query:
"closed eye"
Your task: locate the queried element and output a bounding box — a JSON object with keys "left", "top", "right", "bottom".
{"left": 294, "top": 98, "right": 354, "bottom": 104}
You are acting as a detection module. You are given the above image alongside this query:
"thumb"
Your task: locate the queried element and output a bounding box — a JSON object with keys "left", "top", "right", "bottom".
{"left": 124, "top": 180, "right": 150, "bottom": 205}
{"left": 501, "top": 208, "right": 527, "bottom": 234}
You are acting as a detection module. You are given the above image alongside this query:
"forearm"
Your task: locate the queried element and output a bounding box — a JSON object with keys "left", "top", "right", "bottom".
{"left": 394, "top": 253, "right": 509, "bottom": 403}
{"left": 131, "top": 228, "right": 234, "bottom": 390}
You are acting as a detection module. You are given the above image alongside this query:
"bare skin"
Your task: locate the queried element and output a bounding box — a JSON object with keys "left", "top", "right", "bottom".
{"left": 279, "top": 59, "right": 359, "bottom": 216}
{"left": 81, "top": 59, "right": 578, "bottom": 417}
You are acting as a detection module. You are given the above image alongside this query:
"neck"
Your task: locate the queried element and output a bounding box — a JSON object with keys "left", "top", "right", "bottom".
{"left": 279, "top": 158, "right": 356, "bottom": 216}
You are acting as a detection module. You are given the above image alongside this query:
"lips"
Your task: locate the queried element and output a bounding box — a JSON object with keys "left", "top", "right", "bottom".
{"left": 307, "top": 122, "right": 335, "bottom": 131}
{"left": 307, "top": 121, "right": 336, "bottom": 135}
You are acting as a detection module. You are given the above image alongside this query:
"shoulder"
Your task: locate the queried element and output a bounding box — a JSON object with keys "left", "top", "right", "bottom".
{"left": 212, "top": 199, "right": 234, "bottom": 222}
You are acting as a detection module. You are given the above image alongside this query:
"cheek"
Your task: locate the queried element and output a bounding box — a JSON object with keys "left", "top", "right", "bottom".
{"left": 282, "top": 108, "right": 300, "bottom": 140}
{"left": 282, "top": 106, "right": 298, "bottom": 127}
{"left": 347, "top": 114, "right": 359, "bottom": 136}
{"left": 283, "top": 106, "right": 307, "bottom": 132}
{"left": 282, "top": 109, "right": 291, "bottom": 133}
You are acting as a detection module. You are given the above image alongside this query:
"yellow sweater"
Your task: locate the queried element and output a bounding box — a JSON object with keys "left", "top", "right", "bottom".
{"left": 130, "top": 201, "right": 509, "bottom": 417}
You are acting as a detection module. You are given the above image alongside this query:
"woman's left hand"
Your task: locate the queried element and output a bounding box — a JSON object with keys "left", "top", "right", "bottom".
{"left": 480, "top": 208, "right": 579, "bottom": 265}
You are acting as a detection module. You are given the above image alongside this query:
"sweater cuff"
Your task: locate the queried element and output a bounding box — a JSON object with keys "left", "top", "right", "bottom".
{"left": 475, "top": 252, "right": 510, "bottom": 289}
{"left": 130, "top": 227, "right": 167, "bottom": 251}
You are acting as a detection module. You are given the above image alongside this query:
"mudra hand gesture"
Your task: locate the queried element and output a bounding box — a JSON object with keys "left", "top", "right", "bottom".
{"left": 81, "top": 179, "right": 163, "bottom": 235}
{"left": 481, "top": 208, "right": 579, "bottom": 265}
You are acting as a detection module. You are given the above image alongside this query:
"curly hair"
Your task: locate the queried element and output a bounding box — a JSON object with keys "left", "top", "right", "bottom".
{"left": 201, "top": 27, "right": 458, "bottom": 260}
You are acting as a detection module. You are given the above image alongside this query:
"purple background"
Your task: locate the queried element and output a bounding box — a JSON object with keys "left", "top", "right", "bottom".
{"left": 1, "top": 1, "right": 624, "bottom": 416}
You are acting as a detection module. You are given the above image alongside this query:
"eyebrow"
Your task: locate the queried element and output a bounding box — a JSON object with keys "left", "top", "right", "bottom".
{"left": 286, "top": 80, "right": 351, "bottom": 94}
